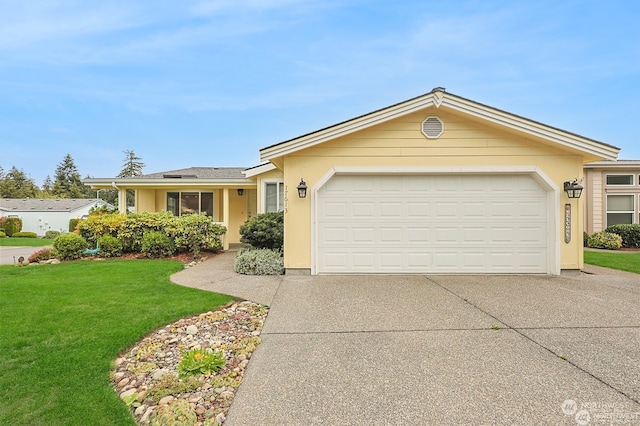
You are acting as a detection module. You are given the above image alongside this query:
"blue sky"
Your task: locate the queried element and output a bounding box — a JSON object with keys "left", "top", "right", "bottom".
{"left": 1, "top": 0, "right": 639, "bottom": 185}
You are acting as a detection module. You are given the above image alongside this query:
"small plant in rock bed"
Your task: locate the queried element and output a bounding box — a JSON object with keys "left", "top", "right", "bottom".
{"left": 177, "top": 348, "right": 226, "bottom": 378}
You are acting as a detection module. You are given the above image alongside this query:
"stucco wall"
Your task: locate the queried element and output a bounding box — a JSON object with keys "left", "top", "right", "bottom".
{"left": 280, "top": 108, "right": 586, "bottom": 271}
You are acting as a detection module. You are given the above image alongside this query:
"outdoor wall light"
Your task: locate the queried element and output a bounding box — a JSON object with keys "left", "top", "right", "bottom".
{"left": 297, "top": 179, "right": 308, "bottom": 198}
{"left": 563, "top": 179, "right": 584, "bottom": 199}
{"left": 237, "top": 188, "right": 244, "bottom": 196}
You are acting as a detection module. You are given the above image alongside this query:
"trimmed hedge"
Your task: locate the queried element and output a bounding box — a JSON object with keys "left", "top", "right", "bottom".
{"left": 53, "top": 233, "right": 89, "bottom": 260}
{"left": 239, "top": 211, "right": 284, "bottom": 250}
{"left": 45, "top": 230, "right": 61, "bottom": 239}
{"left": 234, "top": 248, "right": 284, "bottom": 275}
{"left": 0, "top": 231, "right": 5, "bottom": 238}
{"left": 587, "top": 232, "right": 622, "bottom": 250}
{"left": 78, "top": 212, "right": 226, "bottom": 257}
{"left": 98, "top": 235, "right": 123, "bottom": 257}
{"left": 11, "top": 231, "right": 38, "bottom": 238}
{"left": 3, "top": 217, "right": 23, "bottom": 237}
{"left": 604, "top": 224, "right": 640, "bottom": 248}
{"left": 141, "top": 231, "right": 176, "bottom": 258}
{"left": 69, "top": 218, "right": 81, "bottom": 233}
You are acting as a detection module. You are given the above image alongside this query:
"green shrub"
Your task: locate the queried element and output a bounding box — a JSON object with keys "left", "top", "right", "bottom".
{"left": 69, "top": 218, "right": 81, "bottom": 233}
{"left": 177, "top": 348, "right": 225, "bottom": 378}
{"left": 587, "top": 232, "right": 622, "bottom": 250}
{"left": 604, "top": 224, "right": 640, "bottom": 248}
{"left": 28, "top": 247, "right": 57, "bottom": 263}
{"left": 44, "top": 230, "right": 61, "bottom": 239}
{"left": 53, "top": 233, "right": 89, "bottom": 260}
{"left": 234, "top": 248, "right": 284, "bottom": 275}
{"left": 141, "top": 231, "right": 175, "bottom": 258}
{"left": 0, "top": 231, "right": 5, "bottom": 238}
{"left": 583, "top": 231, "right": 589, "bottom": 247}
{"left": 11, "top": 231, "right": 38, "bottom": 238}
{"left": 4, "top": 217, "right": 23, "bottom": 237}
{"left": 172, "top": 214, "right": 226, "bottom": 257}
{"left": 239, "top": 211, "right": 284, "bottom": 250}
{"left": 97, "top": 235, "right": 123, "bottom": 257}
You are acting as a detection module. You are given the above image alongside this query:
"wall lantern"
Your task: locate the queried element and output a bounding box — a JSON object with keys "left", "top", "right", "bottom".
{"left": 563, "top": 179, "right": 584, "bottom": 199}
{"left": 237, "top": 188, "right": 244, "bottom": 196}
{"left": 297, "top": 179, "right": 308, "bottom": 198}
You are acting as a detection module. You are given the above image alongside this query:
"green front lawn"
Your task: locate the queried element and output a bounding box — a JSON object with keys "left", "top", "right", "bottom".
{"left": 0, "top": 260, "right": 233, "bottom": 425}
{"left": 0, "top": 237, "right": 54, "bottom": 247}
{"left": 584, "top": 250, "right": 640, "bottom": 274}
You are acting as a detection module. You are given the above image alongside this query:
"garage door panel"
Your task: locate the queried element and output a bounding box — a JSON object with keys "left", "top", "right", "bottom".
{"left": 316, "top": 174, "right": 549, "bottom": 274}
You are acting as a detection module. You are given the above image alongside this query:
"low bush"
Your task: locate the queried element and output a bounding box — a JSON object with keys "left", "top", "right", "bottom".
{"left": 45, "top": 230, "right": 61, "bottom": 239}
{"left": 172, "top": 214, "right": 226, "bottom": 257}
{"left": 28, "top": 247, "right": 57, "bottom": 263}
{"left": 69, "top": 218, "right": 81, "bottom": 233}
{"left": 239, "top": 211, "right": 284, "bottom": 250}
{"left": 0, "top": 231, "right": 5, "bottom": 238}
{"left": 234, "top": 248, "right": 284, "bottom": 275}
{"left": 53, "top": 233, "right": 89, "bottom": 260}
{"left": 4, "top": 217, "right": 23, "bottom": 237}
{"left": 604, "top": 224, "right": 640, "bottom": 248}
{"left": 587, "top": 231, "right": 622, "bottom": 250}
{"left": 141, "top": 231, "right": 175, "bottom": 258}
{"left": 11, "top": 231, "right": 38, "bottom": 238}
{"left": 97, "top": 235, "right": 123, "bottom": 257}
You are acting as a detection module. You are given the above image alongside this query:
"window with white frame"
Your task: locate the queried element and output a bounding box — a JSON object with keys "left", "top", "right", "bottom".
{"left": 264, "top": 181, "right": 284, "bottom": 212}
{"left": 606, "top": 174, "right": 634, "bottom": 185}
{"left": 606, "top": 194, "right": 635, "bottom": 226}
{"left": 167, "top": 192, "right": 214, "bottom": 217}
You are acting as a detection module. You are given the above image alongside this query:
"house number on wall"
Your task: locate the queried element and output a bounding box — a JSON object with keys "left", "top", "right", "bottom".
{"left": 564, "top": 203, "right": 571, "bottom": 244}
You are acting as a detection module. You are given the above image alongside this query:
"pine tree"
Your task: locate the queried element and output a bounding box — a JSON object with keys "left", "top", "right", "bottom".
{"left": 52, "top": 154, "right": 90, "bottom": 198}
{"left": 0, "top": 166, "right": 39, "bottom": 198}
{"left": 117, "top": 150, "right": 145, "bottom": 208}
{"left": 118, "top": 150, "right": 145, "bottom": 178}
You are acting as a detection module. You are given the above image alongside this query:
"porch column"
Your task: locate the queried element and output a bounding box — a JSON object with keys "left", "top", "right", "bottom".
{"left": 222, "top": 188, "right": 230, "bottom": 250}
{"left": 118, "top": 188, "right": 127, "bottom": 213}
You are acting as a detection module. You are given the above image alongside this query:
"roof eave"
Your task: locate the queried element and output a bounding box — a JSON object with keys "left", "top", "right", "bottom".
{"left": 259, "top": 89, "right": 619, "bottom": 163}
{"left": 83, "top": 178, "right": 255, "bottom": 188}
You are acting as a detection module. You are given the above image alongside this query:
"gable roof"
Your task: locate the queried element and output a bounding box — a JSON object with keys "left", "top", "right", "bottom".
{"left": 260, "top": 87, "right": 619, "bottom": 162}
{"left": 0, "top": 198, "right": 103, "bottom": 213}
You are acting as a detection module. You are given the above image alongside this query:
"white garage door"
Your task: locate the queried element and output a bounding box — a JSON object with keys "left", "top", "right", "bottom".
{"left": 316, "top": 174, "right": 549, "bottom": 274}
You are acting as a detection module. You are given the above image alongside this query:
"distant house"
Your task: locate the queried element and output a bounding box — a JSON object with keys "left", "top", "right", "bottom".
{"left": 0, "top": 198, "right": 111, "bottom": 236}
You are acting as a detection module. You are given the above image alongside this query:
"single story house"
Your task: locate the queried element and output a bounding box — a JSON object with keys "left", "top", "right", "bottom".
{"left": 0, "top": 198, "right": 111, "bottom": 236}
{"left": 583, "top": 160, "right": 640, "bottom": 233}
{"left": 85, "top": 88, "right": 621, "bottom": 275}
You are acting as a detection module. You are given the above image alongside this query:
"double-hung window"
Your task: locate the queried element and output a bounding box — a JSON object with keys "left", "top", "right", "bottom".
{"left": 606, "top": 194, "right": 634, "bottom": 226}
{"left": 167, "top": 192, "right": 214, "bottom": 217}
{"left": 264, "top": 181, "right": 284, "bottom": 212}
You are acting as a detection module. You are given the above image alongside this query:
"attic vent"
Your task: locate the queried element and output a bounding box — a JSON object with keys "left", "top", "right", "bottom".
{"left": 421, "top": 116, "right": 444, "bottom": 139}
{"left": 163, "top": 174, "right": 197, "bottom": 179}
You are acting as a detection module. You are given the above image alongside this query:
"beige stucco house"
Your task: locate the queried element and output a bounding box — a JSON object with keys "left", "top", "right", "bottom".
{"left": 584, "top": 160, "right": 640, "bottom": 233}
{"left": 85, "top": 88, "right": 620, "bottom": 275}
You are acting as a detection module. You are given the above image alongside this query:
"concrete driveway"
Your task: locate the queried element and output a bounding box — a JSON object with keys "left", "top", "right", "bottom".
{"left": 173, "top": 254, "right": 640, "bottom": 425}
{"left": 0, "top": 246, "right": 47, "bottom": 265}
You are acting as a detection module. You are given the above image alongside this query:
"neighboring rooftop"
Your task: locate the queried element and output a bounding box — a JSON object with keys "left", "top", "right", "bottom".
{"left": 0, "top": 198, "right": 103, "bottom": 212}
{"left": 139, "top": 167, "right": 249, "bottom": 180}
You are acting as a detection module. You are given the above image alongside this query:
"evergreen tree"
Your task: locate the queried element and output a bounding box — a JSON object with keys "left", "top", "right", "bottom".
{"left": 117, "top": 150, "right": 145, "bottom": 208}
{"left": 0, "top": 166, "right": 39, "bottom": 198}
{"left": 52, "top": 154, "right": 91, "bottom": 198}
{"left": 117, "top": 150, "right": 145, "bottom": 178}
